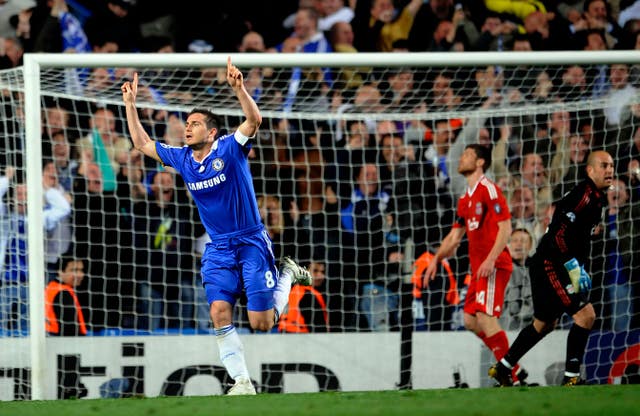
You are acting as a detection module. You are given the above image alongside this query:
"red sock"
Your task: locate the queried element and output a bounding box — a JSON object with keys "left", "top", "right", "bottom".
{"left": 484, "top": 331, "right": 509, "bottom": 361}
{"left": 482, "top": 331, "right": 522, "bottom": 381}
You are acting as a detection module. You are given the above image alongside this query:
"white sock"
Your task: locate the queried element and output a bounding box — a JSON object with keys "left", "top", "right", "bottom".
{"left": 273, "top": 269, "right": 292, "bottom": 318}
{"left": 500, "top": 358, "right": 513, "bottom": 370}
{"left": 214, "top": 325, "right": 250, "bottom": 381}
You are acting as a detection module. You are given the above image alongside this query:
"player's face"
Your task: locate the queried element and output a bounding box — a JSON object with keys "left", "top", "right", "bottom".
{"left": 185, "top": 113, "right": 213, "bottom": 149}
{"left": 458, "top": 148, "right": 479, "bottom": 176}
{"left": 588, "top": 152, "right": 615, "bottom": 190}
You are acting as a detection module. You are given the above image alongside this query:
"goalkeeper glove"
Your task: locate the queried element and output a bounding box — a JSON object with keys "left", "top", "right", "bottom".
{"left": 564, "top": 258, "right": 591, "bottom": 293}
{"left": 578, "top": 267, "right": 592, "bottom": 292}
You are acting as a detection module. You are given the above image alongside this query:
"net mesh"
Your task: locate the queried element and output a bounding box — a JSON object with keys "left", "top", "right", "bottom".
{"left": 2, "top": 60, "right": 640, "bottom": 333}
{"left": 0, "top": 55, "right": 639, "bottom": 395}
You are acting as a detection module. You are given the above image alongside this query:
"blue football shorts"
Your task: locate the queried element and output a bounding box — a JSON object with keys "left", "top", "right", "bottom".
{"left": 201, "top": 227, "right": 278, "bottom": 312}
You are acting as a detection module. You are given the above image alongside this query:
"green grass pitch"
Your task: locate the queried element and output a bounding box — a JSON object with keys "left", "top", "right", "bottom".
{"left": 1, "top": 385, "right": 639, "bottom": 416}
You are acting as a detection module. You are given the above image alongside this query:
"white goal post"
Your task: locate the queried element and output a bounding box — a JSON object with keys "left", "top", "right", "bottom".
{"left": 14, "top": 50, "right": 640, "bottom": 399}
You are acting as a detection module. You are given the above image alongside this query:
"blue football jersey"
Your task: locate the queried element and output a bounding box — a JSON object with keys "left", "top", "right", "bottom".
{"left": 155, "top": 132, "right": 261, "bottom": 238}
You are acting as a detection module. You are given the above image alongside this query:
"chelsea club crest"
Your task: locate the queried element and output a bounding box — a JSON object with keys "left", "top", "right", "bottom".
{"left": 212, "top": 158, "right": 224, "bottom": 171}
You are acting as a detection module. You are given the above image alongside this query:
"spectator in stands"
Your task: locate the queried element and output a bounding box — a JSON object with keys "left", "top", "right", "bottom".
{"left": 83, "top": 0, "right": 141, "bottom": 52}
{"left": 334, "top": 83, "right": 386, "bottom": 147}
{"left": 45, "top": 255, "right": 88, "bottom": 398}
{"left": 627, "top": 31, "right": 640, "bottom": 85}
{"left": 276, "top": 7, "right": 333, "bottom": 112}
{"left": 42, "top": 159, "right": 72, "bottom": 279}
{"left": 83, "top": 67, "right": 116, "bottom": 98}
{"left": 514, "top": 152, "right": 553, "bottom": 214}
{"left": 317, "top": 0, "right": 354, "bottom": 32}
{"left": 350, "top": 0, "right": 383, "bottom": 52}
{"left": 76, "top": 106, "right": 131, "bottom": 193}
{"left": 328, "top": 20, "right": 356, "bottom": 51}
{"left": 278, "top": 259, "right": 329, "bottom": 333}
{"left": 440, "top": 3, "right": 479, "bottom": 51}
{"left": 30, "top": 0, "right": 89, "bottom": 53}
{"left": 523, "top": 10, "right": 572, "bottom": 51}
{"left": 555, "top": 65, "right": 591, "bottom": 102}
{"left": 132, "top": 170, "right": 199, "bottom": 331}
{"left": 575, "top": 29, "right": 610, "bottom": 98}
{"left": 238, "top": 31, "right": 266, "bottom": 52}
{"left": 327, "top": 119, "right": 375, "bottom": 219}
{"left": 0, "top": 36, "right": 24, "bottom": 68}
{"left": 45, "top": 255, "right": 87, "bottom": 336}
{"left": 339, "top": 163, "right": 402, "bottom": 331}
{"left": 0, "top": 173, "right": 71, "bottom": 333}
{"left": 407, "top": 0, "right": 454, "bottom": 51}
{"left": 370, "top": 0, "right": 423, "bottom": 52}
{"left": 569, "top": 0, "right": 622, "bottom": 48}
{"left": 526, "top": 109, "right": 572, "bottom": 165}
{"left": 282, "top": 0, "right": 323, "bottom": 31}
{"left": 422, "top": 118, "right": 459, "bottom": 188}
{"left": 532, "top": 201, "right": 554, "bottom": 245}
{"left": 427, "top": 18, "right": 454, "bottom": 51}
{"left": 592, "top": 177, "right": 639, "bottom": 332}
{"left": 0, "top": 0, "right": 33, "bottom": 39}
{"left": 293, "top": 143, "right": 331, "bottom": 257}
{"left": 48, "top": 132, "right": 78, "bottom": 193}
{"left": 72, "top": 161, "right": 128, "bottom": 331}
{"left": 602, "top": 64, "right": 637, "bottom": 128}
{"left": 472, "top": 65, "right": 504, "bottom": 106}
{"left": 509, "top": 185, "right": 536, "bottom": 232}
{"left": 550, "top": 134, "right": 589, "bottom": 199}
{"left": 511, "top": 33, "right": 534, "bottom": 51}
{"left": 378, "top": 67, "right": 422, "bottom": 112}
{"left": 379, "top": 132, "right": 448, "bottom": 253}
{"left": 258, "top": 194, "right": 308, "bottom": 261}
{"left": 327, "top": 20, "right": 368, "bottom": 95}
{"left": 42, "top": 105, "right": 72, "bottom": 147}
{"left": 500, "top": 228, "right": 534, "bottom": 331}
{"left": 117, "top": 147, "right": 150, "bottom": 210}
{"left": 615, "top": 103, "right": 640, "bottom": 195}
{"left": 618, "top": 1, "right": 640, "bottom": 29}
{"left": 162, "top": 113, "right": 186, "bottom": 147}
{"left": 473, "top": 13, "right": 519, "bottom": 51}
{"left": 427, "top": 70, "right": 462, "bottom": 112}
{"left": 411, "top": 250, "right": 459, "bottom": 331}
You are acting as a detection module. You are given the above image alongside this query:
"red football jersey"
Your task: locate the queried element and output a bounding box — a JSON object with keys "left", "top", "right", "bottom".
{"left": 453, "top": 176, "right": 512, "bottom": 273}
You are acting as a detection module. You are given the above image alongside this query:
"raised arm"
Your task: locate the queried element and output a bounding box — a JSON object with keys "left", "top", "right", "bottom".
{"left": 227, "top": 56, "right": 262, "bottom": 138}
{"left": 121, "top": 72, "right": 161, "bottom": 162}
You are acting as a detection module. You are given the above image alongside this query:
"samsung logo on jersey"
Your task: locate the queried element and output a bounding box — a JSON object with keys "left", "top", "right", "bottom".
{"left": 187, "top": 174, "right": 226, "bottom": 191}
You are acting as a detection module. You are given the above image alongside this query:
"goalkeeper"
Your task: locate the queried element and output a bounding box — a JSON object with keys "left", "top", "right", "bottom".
{"left": 490, "top": 150, "right": 614, "bottom": 386}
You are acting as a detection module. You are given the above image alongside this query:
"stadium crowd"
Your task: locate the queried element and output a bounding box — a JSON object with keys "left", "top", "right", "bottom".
{"left": 0, "top": 0, "right": 639, "bottom": 335}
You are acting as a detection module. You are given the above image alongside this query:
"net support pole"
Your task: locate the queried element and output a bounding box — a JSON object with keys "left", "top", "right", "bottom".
{"left": 24, "top": 55, "right": 48, "bottom": 401}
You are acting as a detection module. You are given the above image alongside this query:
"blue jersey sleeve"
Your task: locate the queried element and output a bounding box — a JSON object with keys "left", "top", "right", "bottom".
{"left": 155, "top": 142, "right": 187, "bottom": 173}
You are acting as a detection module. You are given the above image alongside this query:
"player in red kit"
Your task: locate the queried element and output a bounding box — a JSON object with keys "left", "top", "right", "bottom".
{"left": 425, "top": 144, "right": 526, "bottom": 384}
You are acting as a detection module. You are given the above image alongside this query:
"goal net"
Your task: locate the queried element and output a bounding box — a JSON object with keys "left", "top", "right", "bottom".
{"left": 1, "top": 51, "right": 639, "bottom": 398}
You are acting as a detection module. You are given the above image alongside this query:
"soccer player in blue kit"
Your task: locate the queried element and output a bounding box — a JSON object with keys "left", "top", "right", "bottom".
{"left": 121, "top": 57, "right": 311, "bottom": 395}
